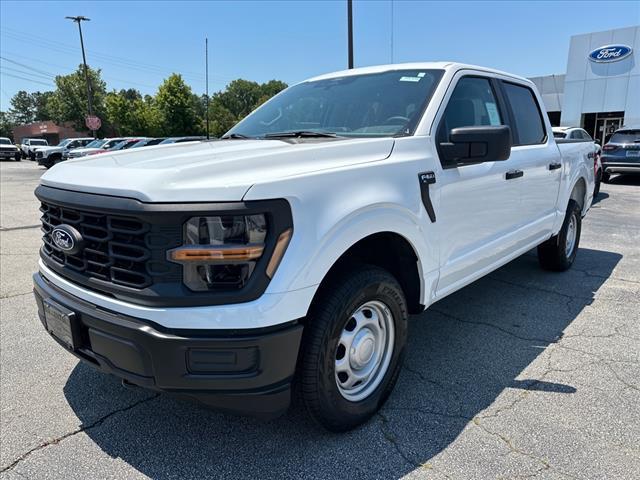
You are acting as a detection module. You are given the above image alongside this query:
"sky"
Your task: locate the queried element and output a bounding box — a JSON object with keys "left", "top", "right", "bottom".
{"left": 1, "top": 0, "right": 638, "bottom": 110}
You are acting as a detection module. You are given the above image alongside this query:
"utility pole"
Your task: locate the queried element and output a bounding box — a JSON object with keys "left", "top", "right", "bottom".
{"left": 205, "top": 37, "right": 210, "bottom": 140}
{"left": 347, "top": 0, "right": 354, "bottom": 69}
{"left": 66, "top": 16, "right": 96, "bottom": 137}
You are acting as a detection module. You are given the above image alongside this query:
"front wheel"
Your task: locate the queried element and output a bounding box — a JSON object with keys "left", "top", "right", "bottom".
{"left": 537, "top": 199, "right": 581, "bottom": 272}
{"left": 300, "top": 265, "right": 408, "bottom": 431}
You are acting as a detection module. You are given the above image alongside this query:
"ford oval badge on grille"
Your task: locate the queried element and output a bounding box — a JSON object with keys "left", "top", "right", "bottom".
{"left": 588, "top": 45, "right": 633, "bottom": 63}
{"left": 51, "top": 225, "right": 83, "bottom": 255}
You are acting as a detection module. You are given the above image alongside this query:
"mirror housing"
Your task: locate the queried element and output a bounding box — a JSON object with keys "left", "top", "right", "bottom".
{"left": 439, "top": 125, "right": 511, "bottom": 167}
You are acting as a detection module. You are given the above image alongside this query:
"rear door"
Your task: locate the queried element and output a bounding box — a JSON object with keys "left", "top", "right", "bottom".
{"left": 433, "top": 73, "right": 523, "bottom": 297}
{"left": 499, "top": 80, "right": 561, "bottom": 240}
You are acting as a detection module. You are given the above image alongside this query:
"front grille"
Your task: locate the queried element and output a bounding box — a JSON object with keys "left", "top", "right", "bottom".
{"left": 40, "top": 202, "right": 153, "bottom": 289}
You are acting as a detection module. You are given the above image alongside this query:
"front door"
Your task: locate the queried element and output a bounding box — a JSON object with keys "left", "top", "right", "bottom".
{"left": 433, "top": 74, "right": 522, "bottom": 298}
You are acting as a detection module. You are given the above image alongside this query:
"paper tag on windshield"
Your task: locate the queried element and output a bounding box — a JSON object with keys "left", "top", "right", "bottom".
{"left": 400, "top": 76, "right": 421, "bottom": 82}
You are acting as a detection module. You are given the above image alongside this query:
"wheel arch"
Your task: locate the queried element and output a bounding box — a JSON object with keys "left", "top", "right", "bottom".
{"left": 307, "top": 231, "right": 424, "bottom": 316}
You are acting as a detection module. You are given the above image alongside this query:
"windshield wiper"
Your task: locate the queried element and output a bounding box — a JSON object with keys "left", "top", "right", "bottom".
{"left": 220, "top": 133, "right": 253, "bottom": 140}
{"left": 264, "top": 131, "right": 338, "bottom": 139}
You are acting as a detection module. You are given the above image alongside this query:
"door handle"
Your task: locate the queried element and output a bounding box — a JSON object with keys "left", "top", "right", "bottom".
{"left": 505, "top": 169, "right": 523, "bottom": 180}
{"left": 548, "top": 162, "right": 562, "bottom": 170}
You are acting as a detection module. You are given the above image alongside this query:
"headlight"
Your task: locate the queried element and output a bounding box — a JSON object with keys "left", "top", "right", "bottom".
{"left": 168, "top": 214, "right": 291, "bottom": 292}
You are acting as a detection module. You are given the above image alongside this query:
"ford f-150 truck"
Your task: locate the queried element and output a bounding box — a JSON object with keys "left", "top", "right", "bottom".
{"left": 35, "top": 137, "right": 94, "bottom": 168}
{"left": 33, "top": 63, "right": 596, "bottom": 431}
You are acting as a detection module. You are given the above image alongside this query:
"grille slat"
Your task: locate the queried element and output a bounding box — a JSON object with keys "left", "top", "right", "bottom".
{"left": 40, "top": 202, "right": 153, "bottom": 289}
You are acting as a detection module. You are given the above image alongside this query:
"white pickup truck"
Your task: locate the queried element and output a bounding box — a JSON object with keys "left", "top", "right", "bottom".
{"left": 33, "top": 62, "right": 595, "bottom": 431}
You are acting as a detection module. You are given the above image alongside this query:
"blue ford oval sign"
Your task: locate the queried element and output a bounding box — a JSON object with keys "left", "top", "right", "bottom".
{"left": 588, "top": 44, "right": 633, "bottom": 63}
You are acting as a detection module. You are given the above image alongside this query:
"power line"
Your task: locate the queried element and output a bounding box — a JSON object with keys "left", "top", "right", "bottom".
{"left": 0, "top": 71, "right": 55, "bottom": 87}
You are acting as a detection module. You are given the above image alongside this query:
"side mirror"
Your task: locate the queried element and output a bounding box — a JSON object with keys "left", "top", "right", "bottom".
{"left": 594, "top": 139, "right": 601, "bottom": 146}
{"left": 439, "top": 125, "right": 511, "bottom": 167}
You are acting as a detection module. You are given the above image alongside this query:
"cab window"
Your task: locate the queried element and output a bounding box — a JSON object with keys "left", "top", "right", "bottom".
{"left": 437, "top": 76, "right": 503, "bottom": 144}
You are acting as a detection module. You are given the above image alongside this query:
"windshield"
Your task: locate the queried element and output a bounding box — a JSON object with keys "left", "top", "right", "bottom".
{"left": 85, "top": 139, "right": 106, "bottom": 148}
{"left": 32, "top": 140, "right": 47, "bottom": 145}
{"left": 609, "top": 130, "right": 640, "bottom": 143}
{"left": 227, "top": 69, "right": 444, "bottom": 139}
{"left": 0, "top": 138, "right": 11, "bottom": 145}
{"left": 57, "top": 139, "right": 72, "bottom": 147}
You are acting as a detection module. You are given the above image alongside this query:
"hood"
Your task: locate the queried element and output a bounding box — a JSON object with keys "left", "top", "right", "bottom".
{"left": 40, "top": 138, "right": 395, "bottom": 202}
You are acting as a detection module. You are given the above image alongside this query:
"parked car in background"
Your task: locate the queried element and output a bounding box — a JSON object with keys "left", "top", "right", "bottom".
{"left": 553, "top": 127, "right": 602, "bottom": 195}
{"left": 601, "top": 126, "right": 640, "bottom": 183}
{"left": 102, "top": 138, "right": 148, "bottom": 153}
{"left": 0, "top": 137, "right": 21, "bottom": 161}
{"left": 159, "top": 136, "right": 206, "bottom": 144}
{"left": 130, "top": 138, "right": 166, "bottom": 148}
{"left": 67, "top": 138, "right": 127, "bottom": 158}
{"left": 36, "top": 138, "right": 94, "bottom": 169}
{"left": 34, "top": 62, "right": 596, "bottom": 431}
{"left": 20, "top": 138, "right": 48, "bottom": 160}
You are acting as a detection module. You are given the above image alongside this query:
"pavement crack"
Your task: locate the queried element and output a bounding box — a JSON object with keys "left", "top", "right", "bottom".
{"left": 0, "top": 224, "right": 41, "bottom": 232}
{"left": 377, "top": 411, "right": 421, "bottom": 468}
{"left": 473, "top": 418, "right": 580, "bottom": 479}
{"left": 0, "top": 291, "right": 33, "bottom": 300}
{"left": 430, "top": 307, "right": 559, "bottom": 344}
{"left": 0, "top": 394, "right": 160, "bottom": 473}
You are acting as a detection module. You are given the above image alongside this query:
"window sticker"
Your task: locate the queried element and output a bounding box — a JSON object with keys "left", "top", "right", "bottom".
{"left": 399, "top": 76, "right": 421, "bottom": 82}
{"left": 417, "top": 72, "right": 426, "bottom": 78}
{"left": 485, "top": 102, "right": 501, "bottom": 125}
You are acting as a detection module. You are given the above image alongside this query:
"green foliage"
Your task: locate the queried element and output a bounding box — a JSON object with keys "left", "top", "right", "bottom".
{"left": 206, "top": 79, "right": 288, "bottom": 137}
{"left": 4, "top": 67, "right": 287, "bottom": 138}
{"left": 48, "top": 65, "right": 107, "bottom": 132}
{"left": 9, "top": 91, "right": 36, "bottom": 124}
{"left": 154, "top": 74, "right": 201, "bottom": 136}
{"left": 0, "top": 111, "right": 16, "bottom": 139}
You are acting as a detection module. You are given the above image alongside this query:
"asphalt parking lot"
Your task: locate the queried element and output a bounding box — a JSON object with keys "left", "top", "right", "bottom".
{"left": 0, "top": 159, "right": 638, "bottom": 479}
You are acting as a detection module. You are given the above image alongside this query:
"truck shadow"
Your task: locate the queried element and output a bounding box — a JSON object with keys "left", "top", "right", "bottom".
{"left": 63, "top": 247, "right": 621, "bottom": 479}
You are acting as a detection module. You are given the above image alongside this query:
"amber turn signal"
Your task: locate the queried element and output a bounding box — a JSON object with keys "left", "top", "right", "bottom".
{"left": 169, "top": 245, "right": 265, "bottom": 263}
{"left": 266, "top": 228, "right": 292, "bottom": 278}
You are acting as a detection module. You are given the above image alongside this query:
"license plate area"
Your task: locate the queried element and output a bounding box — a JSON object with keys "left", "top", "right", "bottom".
{"left": 43, "top": 299, "right": 79, "bottom": 349}
{"left": 626, "top": 150, "right": 640, "bottom": 157}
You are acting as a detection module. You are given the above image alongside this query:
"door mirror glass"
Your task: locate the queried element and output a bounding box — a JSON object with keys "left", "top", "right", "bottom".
{"left": 440, "top": 125, "right": 511, "bottom": 166}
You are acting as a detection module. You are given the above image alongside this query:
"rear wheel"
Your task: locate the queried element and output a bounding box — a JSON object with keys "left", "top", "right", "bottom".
{"left": 602, "top": 171, "right": 611, "bottom": 184}
{"left": 537, "top": 199, "right": 581, "bottom": 272}
{"left": 300, "top": 265, "right": 408, "bottom": 431}
{"left": 593, "top": 169, "right": 602, "bottom": 197}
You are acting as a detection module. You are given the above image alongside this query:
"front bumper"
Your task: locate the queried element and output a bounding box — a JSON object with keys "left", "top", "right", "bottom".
{"left": 33, "top": 272, "right": 304, "bottom": 418}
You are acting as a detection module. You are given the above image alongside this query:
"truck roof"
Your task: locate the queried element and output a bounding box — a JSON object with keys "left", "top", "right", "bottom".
{"left": 304, "top": 62, "right": 532, "bottom": 85}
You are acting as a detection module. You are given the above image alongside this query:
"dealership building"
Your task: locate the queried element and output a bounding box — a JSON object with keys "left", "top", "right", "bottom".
{"left": 528, "top": 25, "right": 639, "bottom": 144}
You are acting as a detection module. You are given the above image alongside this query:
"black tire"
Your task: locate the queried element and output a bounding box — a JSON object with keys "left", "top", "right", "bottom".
{"left": 300, "top": 264, "right": 408, "bottom": 432}
{"left": 537, "top": 199, "right": 581, "bottom": 272}
{"left": 602, "top": 171, "right": 611, "bottom": 184}
{"left": 14, "top": 153, "right": 21, "bottom": 161}
{"left": 593, "top": 170, "right": 601, "bottom": 197}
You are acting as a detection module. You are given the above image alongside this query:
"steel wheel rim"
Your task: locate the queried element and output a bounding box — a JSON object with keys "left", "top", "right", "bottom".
{"left": 565, "top": 214, "right": 577, "bottom": 257}
{"left": 335, "top": 300, "right": 395, "bottom": 402}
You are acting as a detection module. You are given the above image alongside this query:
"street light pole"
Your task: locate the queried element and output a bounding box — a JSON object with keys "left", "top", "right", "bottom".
{"left": 205, "top": 37, "right": 210, "bottom": 140}
{"left": 66, "top": 15, "right": 95, "bottom": 137}
{"left": 347, "top": 0, "right": 353, "bottom": 69}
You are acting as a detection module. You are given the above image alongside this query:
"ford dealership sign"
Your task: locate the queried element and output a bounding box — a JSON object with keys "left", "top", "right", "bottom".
{"left": 588, "top": 45, "right": 633, "bottom": 63}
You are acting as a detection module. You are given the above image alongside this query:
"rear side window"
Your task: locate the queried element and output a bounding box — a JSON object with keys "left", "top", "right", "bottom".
{"left": 503, "top": 82, "right": 546, "bottom": 146}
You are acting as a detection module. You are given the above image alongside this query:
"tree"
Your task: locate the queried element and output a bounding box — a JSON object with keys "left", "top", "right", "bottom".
{"left": 8, "top": 91, "right": 36, "bottom": 124}
{"left": 32, "top": 91, "right": 55, "bottom": 121}
{"left": 48, "top": 65, "right": 107, "bottom": 132}
{"left": 206, "top": 79, "right": 288, "bottom": 137}
{"left": 155, "top": 74, "right": 200, "bottom": 136}
{"left": 0, "top": 111, "right": 16, "bottom": 139}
